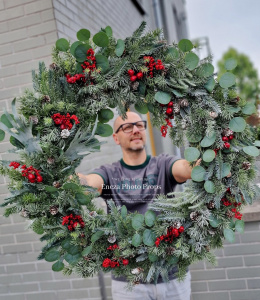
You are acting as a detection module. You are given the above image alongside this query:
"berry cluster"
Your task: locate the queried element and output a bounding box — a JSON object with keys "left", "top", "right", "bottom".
{"left": 107, "top": 244, "right": 119, "bottom": 250}
{"left": 160, "top": 101, "right": 175, "bottom": 137}
{"left": 51, "top": 113, "right": 80, "bottom": 130}
{"left": 221, "top": 188, "right": 243, "bottom": 220}
{"left": 143, "top": 56, "right": 165, "bottom": 78}
{"left": 222, "top": 129, "right": 234, "bottom": 149}
{"left": 9, "top": 161, "right": 20, "bottom": 169}
{"left": 66, "top": 49, "right": 97, "bottom": 84}
{"left": 62, "top": 214, "right": 85, "bottom": 231}
{"left": 127, "top": 69, "right": 143, "bottom": 82}
{"left": 102, "top": 257, "right": 129, "bottom": 268}
{"left": 155, "top": 226, "right": 184, "bottom": 247}
{"left": 21, "top": 165, "right": 43, "bottom": 183}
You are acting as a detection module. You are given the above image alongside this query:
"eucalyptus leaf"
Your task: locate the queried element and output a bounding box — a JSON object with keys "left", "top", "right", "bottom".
{"left": 70, "top": 41, "right": 82, "bottom": 56}
{"left": 95, "top": 123, "right": 113, "bottom": 137}
{"left": 148, "top": 254, "right": 158, "bottom": 262}
{"left": 184, "top": 147, "right": 200, "bottom": 162}
{"left": 121, "top": 205, "right": 127, "bottom": 218}
{"left": 229, "top": 117, "right": 246, "bottom": 132}
{"left": 115, "top": 39, "right": 125, "bottom": 57}
{"left": 154, "top": 91, "right": 171, "bottom": 104}
{"left": 0, "top": 129, "right": 5, "bottom": 142}
{"left": 82, "top": 245, "right": 92, "bottom": 256}
{"left": 77, "top": 29, "right": 90, "bottom": 41}
{"left": 219, "top": 72, "right": 236, "bottom": 88}
{"left": 105, "top": 26, "right": 113, "bottom": 37}
{"left": 209, "top": 215, "right": 221, "bottom": 228}
{"left": 52, "top": 261, "right": 64, "bottom": 272}
{"left": 185, "top": 52, "right": 199, "bottom": 70}
{"left": 95, "top": 54, "right": 109, "bottom": 72}
{"left": 178, "top": 39, "right": 193, "bottom": 52}
{"left": 93, "top": 32, "right": 109, "bottom": 47}
{"left": 132, "top": 214, "right": 144, "bottom": 230}
{"left": 224, "top": 228, "right": 235, "bottom": 243}
{"left": 74, "top": 44, "right": 91, "bottom": 62}
{"left": 75, "top": 193, "right": 90, "bottom": 205}
{"left": 98, "top": 109, "right": 114, "bottom": 123}
{"left": 197, "top": 63, "right": 214, "bottom": 77}
{"left": 91, "top": 231, "right": 104, "bottom": 243}
{"left": 191, "top": 166, "right": 206, "bottom": 182}
{"left": 132, "top": 233, "right": 142, "bottom": 247}
{"left": 204, "top": 181, "right": 215, "bottom": 193}
{"left": 242, "top": 103, "right": 256, "bottom": 115}
{"left": 143, "top": 229, "right": 156, "bottom": 246}
{"left": 224, "top": 58, "right": 237, "bottom": 70}
{"left": 135, "top": 103, "right": 148, "bottom": 114}
{"left": 45, "top": 250, "right": 60, "bottom": 262}
{"left": 204, "top": 77, "right": 215, "bottom": 92}
{"left": 235, "top": 220, "right": 244, "bottom": 233}
{"left": 242, "top": 146, "right": 259, "bottom": 157}
{"left": 56, "top": 38, "right": 69, "bottom": 52}
{"left": 202, "top": 149, "right": 215, "bottom": 162}
{"left": 168, "top": 47, "right": 179, "bottom": 59}
{"left": 144, "top": 210, "right": 156, "bottom": 227}
{"left": 62, "top": 182, "right": 80, "bottom": 191}
{"left": 254, "top": 140, "right": 260, "bottom": 147}
{"left": 64, "top": 253, "right": 81, "bottom": 264}
{"left": 10, "top": 136, "right": 24, "bottom": 149}
{"left": 67, "top": 245, "right": 81, "bottom": 255}
{"left": 200, "top": 132, "right": 216, "bottom": 147}
{"left": 61, "top": 239, "right": 71, "bottom": 250}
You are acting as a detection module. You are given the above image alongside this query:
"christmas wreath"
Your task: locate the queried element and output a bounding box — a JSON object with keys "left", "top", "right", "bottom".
{"left": 0, "top": 22, "right": 259, "bottom": 288}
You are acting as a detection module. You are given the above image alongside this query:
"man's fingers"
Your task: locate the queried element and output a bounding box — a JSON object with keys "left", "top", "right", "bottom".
{"left": 226, "top": 172, "right": 232, "bottom": 178}
{"left": 195, "top": 158, "right": 202, "bottom": 166}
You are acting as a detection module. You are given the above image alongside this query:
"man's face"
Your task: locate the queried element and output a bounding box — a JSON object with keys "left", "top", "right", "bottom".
{"left": 113, "top": 113, "right": 147, "bottom": 152}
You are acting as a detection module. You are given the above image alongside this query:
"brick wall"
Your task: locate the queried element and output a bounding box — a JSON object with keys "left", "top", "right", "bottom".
{"left": 1, "top": 1, "right": 259, "bottom": 300}
{"left": 190, "top": 221, "right": 260, "bottom": 300}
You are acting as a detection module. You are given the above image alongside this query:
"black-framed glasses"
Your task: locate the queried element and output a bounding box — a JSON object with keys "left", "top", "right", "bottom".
{"left": 115, "top": 120, "right": 147, "bottom": 133}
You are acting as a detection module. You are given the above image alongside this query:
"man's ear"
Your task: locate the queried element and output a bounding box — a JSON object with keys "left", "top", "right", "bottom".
{"left": 112, "top": 133, "right": 120, "bottom": 145}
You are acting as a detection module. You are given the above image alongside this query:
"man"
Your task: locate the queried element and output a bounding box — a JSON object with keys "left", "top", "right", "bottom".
{"left": 78, "top": 111, "right": 199, "bottom": 300}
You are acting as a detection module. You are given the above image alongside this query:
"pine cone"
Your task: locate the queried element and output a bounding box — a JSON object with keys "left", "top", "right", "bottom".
{"left": 190, "top": 211, "right": 199, "bottom": 221}
{"left": 61, "top": 129, "right": 70, "bottom": 139}
{"left": 20, "top": 209, "right": 29, "bottom": 218}
{"left": 166, "top": 246, "right": 175, "bottom": 255}
{"left": 222, "top": 128, "right": 233, "bottom": 137}
{"left": 49, "top": 63, "right": 59, "bottom": 71}
{"left": 173, "top": 221, "right": 181, "bottom": 229}
{"left": 207, "top": 200, "right": 215, "bottom": 210}
{"left": 226, "top": 210, "right": 235, "bottom": 218}
{"left": 134, "top": 281, "right": 140, "bottom": 285}
{"left": 131, "top": 81, "right": 139, "bottom": 91}
{"left": 107, "top": 235, "right": 116, "bottom": 243}
{"left": 242, "top": 161, "right": 251, "bottom": 170}
{"left": 47, "top": 157, "right": 55, "bottom": 165}
{"left": 89, "top": 211, "right": 98, "bottom": 217}
{"left": 205, "top": 245, "right": 210, "bottom": 252}
{"left": 209, "top": 111, "right": 218, "bottom": 119}
{"left": 53, "top": 181, "right": 61, "bottom": 188}
{"left": 230, "top": 96, "right": 240, "bottom": 104}
{"left": 29, "top": 115, "right": 39, "bottom": 124}
{"left": 179, "top": 98, "right": 189, "bottom": 107}
{"left": 131, "top": 267, "right": 143, "bottom": 275}
{"left": 42, "top": 95, "right": 51, "bottom": 103}
{"left": 49, "top": 205, "right": 59, "bottom": 215}
{"left": 173, "top": 103, "right": 180, "bottom": 114}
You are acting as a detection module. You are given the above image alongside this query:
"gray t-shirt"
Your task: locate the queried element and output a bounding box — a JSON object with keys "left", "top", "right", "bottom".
{"left": 90, "top": 153, "right": 186, "bottom": 284}
{"left": 90, "top": 153, "right": 183, "bottom": 214}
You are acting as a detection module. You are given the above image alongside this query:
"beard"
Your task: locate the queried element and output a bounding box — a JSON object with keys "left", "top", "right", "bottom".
{"left": 127, "top": 144, "right": 145, "bottom": 152}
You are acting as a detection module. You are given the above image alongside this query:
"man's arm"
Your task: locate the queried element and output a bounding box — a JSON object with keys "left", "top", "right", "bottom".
{"left": 77, "top": 173, "right": 104, "bottom": 195}
{"left": 171, "top": 159, "right": 201, "bottom": 183}
{"left": 172, "top": 158, "right": 231, "bottom": 183}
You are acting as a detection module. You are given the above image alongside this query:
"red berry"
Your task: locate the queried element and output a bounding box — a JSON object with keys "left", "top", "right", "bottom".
{"left": 172, "top": 228, "right": 179, "bottom": 237}
{"left": 222, "top": 136, "right": 229, "bottom": 142}
{"left": 167, "top": 101, "right": 173, "bottom": 107}
{"left": 229, "top": 135, "right": 234, "bottom": 140}
{"left": 128, "top": 69, "right": 135, "bottom": 76}
{"left": 130, "top": 75, "right": 137, "bottom": 82}
{"left": 169, "top": 115, "right": 174, "bottom": 119}
{"left": 224, "top": 142, "right": 230, "bottom": 149}
{"left": 122, "top": 259, "right": 129, "bottom": 266}
{"left": 29, "top": 179, "right": 35, "bottom": 183}
{"left": 160, "top": 103, "right": 166, "bottom": 107}
{"left": 136, "top": 72, "right": 143, "bottom": 79}
{"left": 60, "top": 124, "right": 66, "bottom": 130}
{"left": 28, "top": 173, "right": 35, "bottom": 181}
{"left": 178, "top": 226, "right": 185, "bottom": 233}
{"left": 36, "top": 175, "right": 43, "bottom": 183}
{"left": 166, "top": 107, "right": 173, "bottom": 115}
